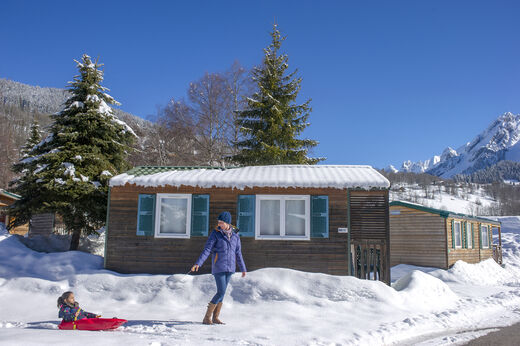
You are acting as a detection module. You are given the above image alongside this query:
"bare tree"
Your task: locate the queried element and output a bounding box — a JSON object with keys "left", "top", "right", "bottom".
{"left": 158, "top": 99, "right": 198, "bottom": 165}
{"left": 224, "top": 61, "right": 254, "bottom": 156}
{"left": 188, "top": 73, "right": 232, "bottom": 166}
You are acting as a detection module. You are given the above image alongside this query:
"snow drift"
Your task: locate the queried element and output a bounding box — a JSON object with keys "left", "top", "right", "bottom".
{"left": 1, "top": 222, "right": 520, "bottom": 345}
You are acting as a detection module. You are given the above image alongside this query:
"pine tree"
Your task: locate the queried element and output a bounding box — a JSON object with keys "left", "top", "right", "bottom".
{"left": 15, "top": 54, "right": 136, "bottom": 250}
{"left": 8, "top": 120, "right": 44, "bottom": 229}
{"left": 233, "top": 24, "right": 323, "bottom": 165}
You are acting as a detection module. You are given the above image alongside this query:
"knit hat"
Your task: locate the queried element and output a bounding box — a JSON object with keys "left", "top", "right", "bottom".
{"left": 217, "top": 211, "right": 232, "bottom": 224}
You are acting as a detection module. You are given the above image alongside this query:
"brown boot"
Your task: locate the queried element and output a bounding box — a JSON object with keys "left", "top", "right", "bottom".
{"left": 212, "top": 302, "right": 225, "bottom": 324}
{"left": 202, "top": 303, "right": 217, "bottom": 325}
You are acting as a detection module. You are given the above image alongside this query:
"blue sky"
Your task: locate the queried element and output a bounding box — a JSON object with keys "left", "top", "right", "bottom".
{"left": 2, "top": 1, "right": 519, "bottom": 169}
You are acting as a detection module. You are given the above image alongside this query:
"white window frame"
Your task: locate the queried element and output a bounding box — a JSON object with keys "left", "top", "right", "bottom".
{"left": 255, "top": 195, "right": 310, "bottom": 240}
{"left": 454, "top": 221, "right": 462, "bottom": 249}
{"left": 154, "top": 193, "right": 192, "bottom": 238}
{"left": 481, "top": 224, "right": 490, "bottom": 248}
{"left": 466, "top": 222, "right": 473, "bottom": 249}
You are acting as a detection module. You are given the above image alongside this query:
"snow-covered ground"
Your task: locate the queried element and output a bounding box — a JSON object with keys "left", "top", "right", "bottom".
{"left": 1, "top": 217, "right": 520, "bottom": 345}
{"left": 390, "top": 182, "right": 498, "bottom": 215}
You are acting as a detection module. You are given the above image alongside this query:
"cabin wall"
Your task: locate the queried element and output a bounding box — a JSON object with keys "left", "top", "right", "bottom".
{"left": 389, "top": 205, "right": 447, "bottom": 268}
{"left": 0, "top": 196, "right": 29, "bottom": 235}
{"left": 106, "top": 185, "right": 379, "bottom": 275}
{"left": 446, "top": 218, "right": 497, "bottom": 267}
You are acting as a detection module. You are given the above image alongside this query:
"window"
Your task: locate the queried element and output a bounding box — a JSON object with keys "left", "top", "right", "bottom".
{"left": 137, "top": 194, "right": 155, "bottom": 236}
{"left": 466, "top": 222, "right": 473, "bottom": 249}
{"left": 155, "top": 194, "right": 192, "bottom": 238}
{"left": 481, "top": 225, "right": 489, "bottom": 248}
{"left": 255, "top": 195, "right": 310, "bottom": 240}
{"left": 454, "top": 221, "right": 462, "bottom": 248}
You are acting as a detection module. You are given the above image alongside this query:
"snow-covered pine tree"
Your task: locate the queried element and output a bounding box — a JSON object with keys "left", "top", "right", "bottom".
{"left": 7, "top": 120, "right": 44, "bottom": 228}
{"left": 233, "top": 24, "right": 323, "bottom": 165}
{"left": 21, "top": 54, "right": 136, "bottom": 250}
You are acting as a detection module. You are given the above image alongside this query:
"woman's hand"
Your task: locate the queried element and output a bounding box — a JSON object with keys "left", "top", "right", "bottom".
{"left": 241, "top": 272, "right": 246, "bottom": 277}
{"left": 191, "top": 264, "right": 199, "bottom": 272}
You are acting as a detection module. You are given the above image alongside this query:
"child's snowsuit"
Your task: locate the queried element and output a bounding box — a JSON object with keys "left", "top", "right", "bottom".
{"left": 58, "top": 302, "right": 97, "bottom": 322}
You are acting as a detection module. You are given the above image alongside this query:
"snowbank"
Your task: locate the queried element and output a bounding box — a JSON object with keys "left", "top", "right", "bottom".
{"left": 0, "top": 223, "right": 6, "bottom": 236}
{"left": 15, "top": 228, "right": 105, "bottom": 257}
{"left": 431, "top": 259, "right": 518, "bottom": 286}
{"left": 393, "top": 270, "right": 458, "bottom": 309}
{"left": 1, "top": 222, "right": 520, "bottom": 345}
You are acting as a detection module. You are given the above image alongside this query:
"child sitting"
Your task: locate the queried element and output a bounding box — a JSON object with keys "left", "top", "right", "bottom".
{"left": 57, "top": 291, "right": 100, "bottom": 322}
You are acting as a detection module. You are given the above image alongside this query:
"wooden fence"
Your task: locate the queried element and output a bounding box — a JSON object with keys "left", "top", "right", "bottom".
{"left": 351, "top": 239, "right": 389, "bottom": 284}
{"left": 29, "top": 213, "right": 55, "bottom": 237}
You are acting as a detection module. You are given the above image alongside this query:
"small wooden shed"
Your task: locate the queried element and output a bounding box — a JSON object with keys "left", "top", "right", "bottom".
{"left": 390, "top": 201, "right": 502, "bottom": 269}
{"left": 0, "top": 189, "right": 28, "bottom": 235}
{"left": 105, "top": 165, "right": 391, "bottom": 283}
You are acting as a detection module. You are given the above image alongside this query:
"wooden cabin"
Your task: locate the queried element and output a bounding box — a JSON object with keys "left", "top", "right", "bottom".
{"left": 0, "top": 189, "right": 28, "bottom": 235}
{"left": 390, "top": 201, "right": 502, "bottom": 269}
{"left": 105, "top": 165, "right": 391, "bottom": 283}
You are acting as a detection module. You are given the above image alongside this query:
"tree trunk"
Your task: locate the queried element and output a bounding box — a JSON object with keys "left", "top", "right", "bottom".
{"left": 69, "top": 228, "right": 81, "bottom": 251}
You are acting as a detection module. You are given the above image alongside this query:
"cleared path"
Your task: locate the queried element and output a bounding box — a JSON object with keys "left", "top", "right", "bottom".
{"left": 465, "top": 322, "right": 520, "bottom": 346}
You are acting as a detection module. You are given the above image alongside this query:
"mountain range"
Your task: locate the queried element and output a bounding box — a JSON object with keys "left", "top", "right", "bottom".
{"left": 0, "top": 78, "right": 150, "bottom": 130}
{"left": 387, "top": 112, "right": 520, "bottom": 179}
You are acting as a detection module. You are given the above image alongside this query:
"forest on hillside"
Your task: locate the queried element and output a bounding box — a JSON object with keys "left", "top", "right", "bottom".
{"left": 382, "top": 170, "right": 520, "bottom": 215}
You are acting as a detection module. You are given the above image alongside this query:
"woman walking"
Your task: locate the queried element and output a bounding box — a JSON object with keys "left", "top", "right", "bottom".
{"left": 192, "top": 211, "right": 246, "bottom": 325}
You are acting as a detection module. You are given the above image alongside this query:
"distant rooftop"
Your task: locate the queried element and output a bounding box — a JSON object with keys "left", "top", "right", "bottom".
{"left": 110, "top": 165, "right": 390, "bottom": 190}
{"left": 0, "top": 189, "right": 21, "bottom": 200}
{"left": 390, "top": 200, "right": 500, "bottom": 224}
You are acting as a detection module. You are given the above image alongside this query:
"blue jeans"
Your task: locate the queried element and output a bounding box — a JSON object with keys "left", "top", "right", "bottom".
{"left": 211, "top": 272, "right": 233, "bottom": 304}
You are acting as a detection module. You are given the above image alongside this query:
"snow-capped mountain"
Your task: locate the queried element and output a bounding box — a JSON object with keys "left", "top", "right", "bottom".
{"left": 384, "top": 165, "right": 399, "bottom": 173}
{"left": 394, "top": 112, "right": 520, "bottom": 178}
{"left": 0, "top": 78, "right": 150, "bottom": 129}
{"left": 400, "top": 155, "right": 440, "bottom": 174}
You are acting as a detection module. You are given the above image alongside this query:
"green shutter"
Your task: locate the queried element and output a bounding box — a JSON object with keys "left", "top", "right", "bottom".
{"left": 191, "top": 194, "right": 209, "bottom": 236}
{"left": 472, "top": 223, "right": 475, "bottom": 249}
{"left": 237, "top": 195, "right": 255, "bottom": 237}
{"left": 451, "top": 220, "right": 455, "bottom": 249}
{"left": 137, "top": 194, "right": 155, "bottom": 236}
{"left": 463, "top": 222, "right": 467, "bottom": 249}
{"left": 311, "top": 195, "right": 329, "bottom": 238}
{"left": 488, "top": 225, "right": 492, "bottom": 247}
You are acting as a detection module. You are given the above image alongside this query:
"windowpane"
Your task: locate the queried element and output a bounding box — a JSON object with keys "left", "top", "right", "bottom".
{"left": 259, "top": 200, "right": 280, "bottom": 235}
{"left": 285, "top": 199, "right": 305, "bottom": 236}
{"left": 160, "top": 198, "right": 188, "bottom": 234}
{"left": 467, "top": 223, "right": 472, "bottom": 248}
{"left": 454, "top": 222, "right": 461, "bottom": 247}
{"left": 481, "top": 226, "right": 489, "bottom": 248}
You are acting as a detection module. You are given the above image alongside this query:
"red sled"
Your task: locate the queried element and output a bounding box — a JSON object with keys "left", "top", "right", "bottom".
{"left": 58, "top": 317, "right": 127, "bottom": 331}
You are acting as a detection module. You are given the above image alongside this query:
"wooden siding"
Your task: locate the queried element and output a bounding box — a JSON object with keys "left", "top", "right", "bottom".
{"left": 350, "top": 191, "right": 389, "bottom": 240}
{"left": 446, "top": 218, "right": 496, "bottom": 267}
{"left": 0, "top": 196, "right": 17, "bottom": 205}
{"left": 105, "top": 185, "right": 389, "bottom": 277}
{"left": 389, "top": 205, "right": 448, "bottom": 268}
{"left": 0, "top": 196, "right": 29, "bottom": 235}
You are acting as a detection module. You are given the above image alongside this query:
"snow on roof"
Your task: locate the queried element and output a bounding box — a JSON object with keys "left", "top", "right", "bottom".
{"left": 390, "top": 200, "right": 500, "bottom": 224}
{"left": 109, "top": 165, "right": 390, "bottom": 190}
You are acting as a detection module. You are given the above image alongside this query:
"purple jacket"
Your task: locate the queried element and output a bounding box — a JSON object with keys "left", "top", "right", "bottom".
{"left": 58, "top": 303, "right": 97, "bottom": 322}
{"left": 195, "top": 227, "right": 247, "bottom": 274}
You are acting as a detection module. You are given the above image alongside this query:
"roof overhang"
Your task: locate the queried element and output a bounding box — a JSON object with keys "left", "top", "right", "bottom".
{"left": 110, "top": 165, "right": 391, "bottom": 191}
